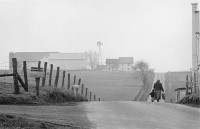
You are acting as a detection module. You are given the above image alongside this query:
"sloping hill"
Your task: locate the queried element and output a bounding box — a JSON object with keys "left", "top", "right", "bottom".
{"left": 66, "top": 71, "right": 142, "bottom": 101}
{"left": 164, "top": 71, "right": 190, "bottom": 103}
{"left": 0, "top": 70, "right": 142, "bottom": 101}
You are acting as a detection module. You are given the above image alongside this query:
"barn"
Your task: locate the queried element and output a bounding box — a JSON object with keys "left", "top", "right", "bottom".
{"left": 9, "top": 52, "right": 89, "bottom": 70}
{"left": 47, "top": 53, "right": 89, "bottom": 70}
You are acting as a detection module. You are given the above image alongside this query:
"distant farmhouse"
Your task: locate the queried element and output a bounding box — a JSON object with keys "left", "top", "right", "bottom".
{"left": 106, "top": 57, "right": 134, "bottom": 71}
{"left": 9, "top": 52, "right": 89, "bottom": 70}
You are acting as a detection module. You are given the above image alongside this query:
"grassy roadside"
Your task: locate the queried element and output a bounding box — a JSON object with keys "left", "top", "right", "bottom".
{"left": 0, "top": 113, "right": 79, "bottom": 129}
{"left": 0, "top": 85, "right": 87, "bottom": 128}
{"left": 164, "top": 72, "right": 190, "bottom": 103}
{"left": 164, "top": 72, "right": 200, "bottom": 108}
{"left": 1, "top": 70, "right": 142, "bottom": 101}
{"left": 133, "top": 72, "right": 155, "bottom": 101}
{"left": 0, "top": 85, "right": 86, "bottom": 105}
{"left": 179, "top": 93, "right": 200, "bottom": 108}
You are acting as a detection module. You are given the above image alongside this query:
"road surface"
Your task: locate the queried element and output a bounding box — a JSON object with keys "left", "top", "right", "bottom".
{"left": 0, "top": 101, "right": 199, "bottom": 129}
{"left": 147, "top": 73, "right": 165, "bottom": 103}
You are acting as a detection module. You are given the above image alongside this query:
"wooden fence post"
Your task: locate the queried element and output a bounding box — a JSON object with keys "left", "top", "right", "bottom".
{"left": 23, "top": 61, "right": 28, "bottom": 91}
{"left": 67, "top": 73, "right": 70, "bottom": 90}
{"left": 54, "top": 67, "right": 60, "bottom": 87}
{"left": 177, "top": 90, "right": 180, "bottom": 102}
{"left": 186, "top": 75, "right": 189, "bottom": 95}
{"left": 12, "top": 58, "right": 19, "bottom": 94}
{"left": 81, "top": 84, "right": 84, "bottom": 95}
{"left": 190, "top": 75, "right": 193, "bottom": 93}
{"left": 78, "top": 78, "right": 81, "bottom": 85}
{"left": 49, "top": 64, "right": 53, "bottom": 86}
{"left": 72, "top": 75, "right": 76, "bottom": 91}
{"left": 74, "top": 75, "right": 76, "bottom": 84}
{"left": 35, "top": 77, "right": 40, "bottom": 96}
{"left": 94, "top": 94, "right": 96, "bottom": 101}
{"left": 90, "top": 92, "right": 92, "bottom": 101}
{"left": 17, "top": 73, "right": 27, "bottom": 91}
{"left": 77, "top": 78, "right": 81, "bottom": 92}
{"left": 194, "top": 72, "right": 196, "bottom": 93}
{"left": 62, "top": 71, "right": 66, "bottom": 88}
{"left": 38, "top": 61, "right": 41, "bottom": 68}
{"left": 85, "top": 88, "right": 88, "bottom": 100}
{"left": 42, "top": 62, "right": 47, "bottom": 86}
{"left": 98, "top": 98, "right": 100, "bottom": 101}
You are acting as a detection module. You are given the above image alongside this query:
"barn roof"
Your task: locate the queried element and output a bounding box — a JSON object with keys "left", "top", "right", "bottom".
{"left": 119, "top": 57, "right": 133, "bottom": 64}
{"left": 106, "top": 59, "right": 119, "bottom": 64}
{"left": 11, "top": 52, "right": 58, "bottom": 62}
{"left": 48, "top": 53, "right": 87, "bottom": 60}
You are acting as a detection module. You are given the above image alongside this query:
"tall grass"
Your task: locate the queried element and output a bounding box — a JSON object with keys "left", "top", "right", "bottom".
{"left": 179, "top": 93, "right": 200, "bottom": 106}
{"left": 133, "top": 71, "right": 155, "bottom": 101}
{"left": 41, "top": 87, "right": 86, "bottom": 103}
{"left": 0, "top": 87, "right": 86, "bottom": 105}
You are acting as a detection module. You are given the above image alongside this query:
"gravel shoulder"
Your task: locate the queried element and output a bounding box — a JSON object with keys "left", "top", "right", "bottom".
{"left": 0, "top": 103, "right": 93, "bottom": 129}
{"left": 0, "top": 113, "right": 73, "bottom": 129}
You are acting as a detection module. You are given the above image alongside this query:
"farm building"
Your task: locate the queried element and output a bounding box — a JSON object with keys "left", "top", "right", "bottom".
{"left": 106, "top": 57, "right": 134, "bottom": 71}
{"left": 106, "top": 59, "right": 119, "bottom": 71}
{"left": 47, "top": 53, "right": 89, "bottom": 70}
{"left": 174, "top": 87, "right": 192, "bottom": 103}
{"left": 9, "top": 52, "right": 89, "bottom": 70}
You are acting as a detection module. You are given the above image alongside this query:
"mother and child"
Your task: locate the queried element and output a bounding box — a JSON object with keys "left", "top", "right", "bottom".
{"left": 149, "top": 80, "right": 164, "bottom": 102}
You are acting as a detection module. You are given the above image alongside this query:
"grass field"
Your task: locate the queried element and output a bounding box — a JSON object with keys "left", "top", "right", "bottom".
{"left": 164, "top": 71, "right": 190, "bottom": 103}
{"left": 0, "top": 70, "right": 142, "bottom": 101}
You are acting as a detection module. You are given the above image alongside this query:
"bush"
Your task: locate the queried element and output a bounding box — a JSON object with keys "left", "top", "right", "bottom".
{"left": 179, "top": 93, "right": 200, "bottom": 106}
{"left": 42, "top": 87, "right": 86, "bottom": 103}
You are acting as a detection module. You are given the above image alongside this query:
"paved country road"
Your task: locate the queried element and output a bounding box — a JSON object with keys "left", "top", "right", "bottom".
{"left": 0, "top": 101, "right": 199, "bottom": 129}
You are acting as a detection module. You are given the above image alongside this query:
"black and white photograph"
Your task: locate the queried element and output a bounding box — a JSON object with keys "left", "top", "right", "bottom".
{"left": 0, "top": 0, "right": 199, "bottom": 128}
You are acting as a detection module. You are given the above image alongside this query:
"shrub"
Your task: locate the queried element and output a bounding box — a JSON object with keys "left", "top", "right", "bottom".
{"left": 42, "top": 87, "right": 86, "bottom": 103}
{"left": 179, "top": 93, "right": 200, "bottom": 106}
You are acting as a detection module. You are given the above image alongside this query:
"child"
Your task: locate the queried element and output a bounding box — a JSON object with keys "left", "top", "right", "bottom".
{"left": 149, "top": 89, "right": 155, "bottom": 102}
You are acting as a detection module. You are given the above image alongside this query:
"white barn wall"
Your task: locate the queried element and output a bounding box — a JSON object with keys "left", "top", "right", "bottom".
{"left": 49, "top": 59, "right": 88, "bottom": 70}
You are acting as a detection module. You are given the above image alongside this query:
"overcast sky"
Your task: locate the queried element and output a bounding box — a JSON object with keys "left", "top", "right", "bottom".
{"left": 0, "top": 0, "right": 199, "bottom": 72}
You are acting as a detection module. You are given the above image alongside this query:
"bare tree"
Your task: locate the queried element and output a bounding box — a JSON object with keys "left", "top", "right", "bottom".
{"left": 86, "top": 51, "right": 99, "bottom": 70}
{"left": 134, "top": 60, "right": 151, "bottom": 86}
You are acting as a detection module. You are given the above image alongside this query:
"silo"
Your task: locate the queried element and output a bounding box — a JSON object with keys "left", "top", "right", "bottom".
{"left": 192, "top": 3, "right": 199, "bottom": 72}
{"left": 192, "top": 3, "right": 200, "bottom": 93}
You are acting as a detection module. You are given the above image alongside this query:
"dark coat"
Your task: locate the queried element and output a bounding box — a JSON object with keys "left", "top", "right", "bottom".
{"left": 149, "top": 91, "right": 155, "bottom": 97}
{"left": 153, "top": 82, "right": 164, "bottom": 92}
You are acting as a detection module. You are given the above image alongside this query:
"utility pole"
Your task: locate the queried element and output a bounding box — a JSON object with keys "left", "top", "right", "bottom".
{"left": 97, "top": 41, "right": 103, "bottom": 65}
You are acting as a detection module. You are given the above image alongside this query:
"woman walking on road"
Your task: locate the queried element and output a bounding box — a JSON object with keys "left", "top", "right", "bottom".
{"left": 153, "top": 80, "right": 164, "bottom": 102}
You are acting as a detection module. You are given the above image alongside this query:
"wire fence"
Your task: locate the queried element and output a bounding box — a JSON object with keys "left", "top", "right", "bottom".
{"left": 0, "top": 59, "right": 102, "bottom": 101}
{"left": 0, "top": 62, "right": 86, "bottom": 92}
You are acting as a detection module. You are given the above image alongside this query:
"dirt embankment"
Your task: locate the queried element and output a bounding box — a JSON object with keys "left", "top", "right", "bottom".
{"left": 164, "top": 71, "right": 200, "bottom": 108}
{"left": 0, "top": 113, "right": 81, "bottom": 129}
{"left": 0, "top": 85, "right": 89, "bottom": 128}
{"left": 133, "top": 72, "right": 155, "bottom": 101}
{"left": 0, "top": 86, "right": 86, "bottom": 105}
{"left": 179, "top": 93, "right": 200, "bottom": 108}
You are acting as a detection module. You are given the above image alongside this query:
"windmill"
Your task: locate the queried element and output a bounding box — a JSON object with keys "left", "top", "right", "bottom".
{"left": 97, "top": 41, "right": 103, "bottom": 65}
